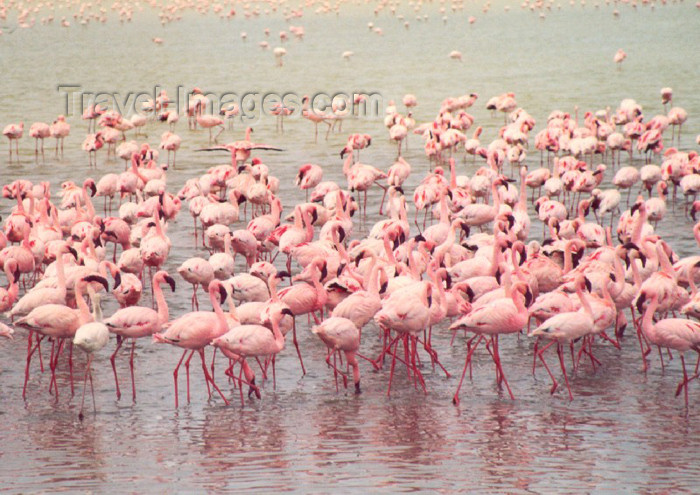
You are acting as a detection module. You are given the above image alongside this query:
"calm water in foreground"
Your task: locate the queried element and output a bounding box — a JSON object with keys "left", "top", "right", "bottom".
{"left": 1, "top": 2, "right": 700, "bottom": 491}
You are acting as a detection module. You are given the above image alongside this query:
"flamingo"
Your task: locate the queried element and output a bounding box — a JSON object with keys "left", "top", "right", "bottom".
{"left": 15, "top": 275, "right": 108, "bottom": 399}
{"left": 49, "top": 115, "right": 70, "bottom": 156}
{"left": 278, "top": 258, "right": 329, "bottom": 375}
{"left": 449, "top": 281, "right": 532, "bottom": 403}
{"left": 529, "top": 276, "right": 596, "bottom": 400}
{"left": 637, "top": 290, "right": 700, "bottom": 408}
{"left": 197, "top": 127, "right": 283, "bottom": 168}
{"left": 104, "top": 270, "right": 176, "bottom": 400}
{"left": 295, "top": 163, "right": 323, "bottom": 201}
{"left": 153, "top": 279, "right": 231, "bottom": 407}
{"left": 29, "top": 122, "right": 51, "bottom": 157}
{"left": 211, "top": 305, "right": 292, "bottom": 403}
{"left": 3, "top": 122, "right": 23, "bottom": 159}
{"left": 73, "top": 291, "right": 109, "bottom": 420}
{"left": 196, "top": 114, "right": 225, "bottom": 143}
{"left": 312, "top": 317, "right": 362, "bottom": 393}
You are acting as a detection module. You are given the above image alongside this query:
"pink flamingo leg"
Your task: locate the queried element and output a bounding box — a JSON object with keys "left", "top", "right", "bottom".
{"left": 557, "top": 343, "right": 574, "bottom": 400}
{"left": 129, "top": 340, "right": 137, "bottom": 401}
{"left": 110, "top": 336, "right": 124, "bottom": 400}
{"left": 198, "top": 349, "right": 229, "bottom": 405}
{"left": 172, "top": 349, "right": 189, "bottom": 408}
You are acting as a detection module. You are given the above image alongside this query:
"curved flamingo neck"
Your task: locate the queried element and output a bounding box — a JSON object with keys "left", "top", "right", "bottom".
{"left": 74, "top": 282, "right": 93, "bottom": 325}
{"left": 153, "top": 277, "right": 170, "bottom": 324}
{"left": 576, "top": 283, "right": 593, "bottom": 318}
{"left": 631, "top": 207, "right": 648, "bottom": 245}
{"left": 208, "top": 282, "right": 228, "bottom": 331}
{"left": 641, "top": 295, "right": 660, "bottom": 340}
{"left": 563, "top": 240, "right": 577, "bottom": 274}
{"left": 223, "top": 233, "right": 232, "bottom": 257}
{"left": 448, "top": 158, "right": 456, "bottom": 189}
{"left": 656, "top": 242, "right": 675, "bottom": 278}
{"left": 382, "top": 234, "right": 397, "bottom": 265}
{"left": 609, "top": 254, "right": 626, "bottom": 297}
{"left": 490, "top": 238, "right": 504, "bottom": 276}
{"left": 56, "top": 249, "right": 68, "bottom": 292}
{"left": 490, "top": 180, "right": 502, "bottom": 212}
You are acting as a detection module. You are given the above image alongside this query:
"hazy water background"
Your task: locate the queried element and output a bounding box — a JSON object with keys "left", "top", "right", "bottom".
{"left": 1, "top": 1, "right": 700, "bottom": 492}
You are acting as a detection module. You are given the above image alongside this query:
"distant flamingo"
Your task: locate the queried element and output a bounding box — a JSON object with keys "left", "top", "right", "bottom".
{"left": 50, "top": 115, "right": 70, "bottom": 156}
{"left": 29, "top": 122, "right": 51, "bottom": 157}
{"left": 296, "top": 163, "right": 323, "bottom": 201}
{"left": 3, "top": 122, "right": 23, "bottom": 159}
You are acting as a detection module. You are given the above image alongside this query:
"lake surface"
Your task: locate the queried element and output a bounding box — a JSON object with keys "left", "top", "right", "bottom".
{"left": 1, "top": 1, "right": 700, "bottom": 492}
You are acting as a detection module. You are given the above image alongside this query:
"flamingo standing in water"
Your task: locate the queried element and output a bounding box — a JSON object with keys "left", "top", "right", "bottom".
{"left": 296, "top": 163, "right": 323, "bottom": 201}
{"left": 529, "top": 276, "right": 596, "bottom": 400}
{"left": 73, "top": 291, "right": 110, "bottom": 420}
{"left": 3, "top": 122, "right": 23, "bottom": 160}
{"left": 449, "top": 281, "right": 532, "bottom": 403}
{"left": 50, "top": 115, "right": 70, "bottom": 157}
{"left": 312, "top": 316, "right": 362, "bottom": 393}
{"left": 153, "top": 279, "right": 231, "bottom": 407}
{"left": 103, "top": 270, "right": 176, "bottom": 400}
{"left": 636, "top": 289, "right": 700, "bottom": 408}
{"left": 29, "top": 122, "right": 50, "bottom": 158}
{"left": 82, "top": 132, "right": 104, "bottom": 167}
{"left": 15, "top": 275, "right": 109, "bottom": 399}
{"left": 211, "top": 305, "right": 292, "bottom": 404}
{"left": 278, "top": 259, "right": 329, "bottom": 374}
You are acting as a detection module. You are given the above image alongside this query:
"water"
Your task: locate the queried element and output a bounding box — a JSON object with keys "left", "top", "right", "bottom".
{"left": 1, "top": 1, "right": 700, "bottom": 492}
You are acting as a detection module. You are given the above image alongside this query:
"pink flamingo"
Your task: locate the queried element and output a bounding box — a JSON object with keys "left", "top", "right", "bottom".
{"left": 637, "top": 289, "right": 700, "bottom": 408}
{"left": 73, "top": 292, "right": 109, "bottom": 420}
{"left": 0, "top": 259, "right": 20, "bottom": 312}
{"left": 3, "top": 122, "right": 23, "bottom": 160}
{"left": 15, "top": 275, "right": 108, "bottom": 399}
{"left": 29, "top": 122, "right": 51, "bottom": 157}
{"left": 449, "top": 281, "right": 532, "bottom": 403}
{"left": 159, "top": 131, "right": 181, "bottom": 168}
{"left": 211, "top": 305, "right": 292, "bottom": 404}
{"left": 374, "top": 281, "right": 434, "bottom": 395}
{"left": 312, "top": 316, "right": 362, "bottom": 393}
{"left": 49, "top": 115, "right": 70, "bottom": 156}
{"left": 196, "top": 114, "right": 225, "bottom": 143}
{"left": 529, "top": 276, "right": 596, "bottom": 400}
{"left": 153, "top": 279, "right": 231, "bottom": 407}
{"left": 5, "top": 242, "right": 75, "bottom": 319}
{"left": 302, "top": 96, "right": 335, "bottom": 142}
{"left": 295, "top": 163, "right": 323, "bottom": 201}
{"left": 197, "top": 127, "right": 282, "bottom": 168}
{"left": 104, "top": 270, "right": 176, "bottom": 400}
{"left": 177, "top": 257, "right": 214, "bottom": 310}
{"left": 82, "top": 131, "right": 104, "bottom": 167}
{"left": 278, "top": 258, "right": 329, "bottom": 375}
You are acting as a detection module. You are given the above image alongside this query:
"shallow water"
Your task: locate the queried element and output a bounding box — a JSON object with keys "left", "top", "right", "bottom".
{"left": 1, "top": 2, "right": 700, "bottom": 492}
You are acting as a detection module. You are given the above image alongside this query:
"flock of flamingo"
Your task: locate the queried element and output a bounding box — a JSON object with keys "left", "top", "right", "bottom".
{"left": 1, "top": 82, "right": 699, "bottom": 420}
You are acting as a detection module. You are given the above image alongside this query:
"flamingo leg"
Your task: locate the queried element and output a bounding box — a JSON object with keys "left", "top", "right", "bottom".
{"left": 557, "top": 343, "right": 574, "bottom": 400}
{"left": 453, "top": 335, "right": 482, "bottom": 405}
{"left": 110, "top": 336, "right": 124, "bottom": 400}
{"left": 291, "top": 318, "right": 306, "bottom": 376}
{"left": 130, "top": 340, "right": 137, "bottom": 401}
{"left": 78, "top": 354, "right": 93, "bottom": 421}
{"left": 173, "top": 349, "right": 189, "bottom": 408}
{"left": 198, "top": 349, "right": 229, "bottom": 405}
